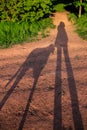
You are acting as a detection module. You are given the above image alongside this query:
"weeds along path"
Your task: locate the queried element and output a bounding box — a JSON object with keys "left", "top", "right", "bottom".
{"left": 0, "top": 12, "right": 87, "bottom": 130}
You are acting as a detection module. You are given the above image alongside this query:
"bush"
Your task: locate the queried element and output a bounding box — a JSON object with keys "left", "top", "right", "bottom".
{"left": 53, "top": 3, "right": 65, "bottom": 12}
{"left": 0, "top": 18, "right": 54, "bottom": 48}
{"left": 0, "top": 0, "right": 55, "bottom": 48}
{"left": 0, "top": 0, "right": 52, "bottom": 22}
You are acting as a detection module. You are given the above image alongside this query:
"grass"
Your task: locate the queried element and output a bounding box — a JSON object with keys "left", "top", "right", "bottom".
{"left": 76, "top": 14, "right": 87, "bottom": 40}
{"left": 0, "top": 18, "right": 55, "bottom": 48}
{"left": 68, "top": 13, "right": 87, "bottom": 40}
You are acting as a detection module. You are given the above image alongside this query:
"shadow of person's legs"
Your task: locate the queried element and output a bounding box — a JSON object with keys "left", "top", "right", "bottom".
{"left": 53, "top": 46, "right": 62, "bottom": 130}
{"left": 63, "top": 47, "right": 84, "bottom": 130}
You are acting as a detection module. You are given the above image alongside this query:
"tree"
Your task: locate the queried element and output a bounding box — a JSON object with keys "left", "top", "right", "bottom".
{"left": 79, "top": 0, "right": 82, "bottom": 17}
{"left": 73, "top": 0, "right": 87, "bottom": 17}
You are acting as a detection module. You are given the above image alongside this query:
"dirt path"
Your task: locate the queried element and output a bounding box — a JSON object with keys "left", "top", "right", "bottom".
{"left": 0, "top": 12, "right": 87, "bottom": 130}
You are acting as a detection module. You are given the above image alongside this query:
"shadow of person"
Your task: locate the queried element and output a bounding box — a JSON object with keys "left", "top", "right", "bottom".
{"left": 54, "top": 22, "right": 84, "bottom": 130}
{"left": 0, "top": 44, "right": 54, "bottom": 113}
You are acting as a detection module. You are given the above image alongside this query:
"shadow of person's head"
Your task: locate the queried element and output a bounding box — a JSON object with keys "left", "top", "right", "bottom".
{"left": 57, "top": 21, "right": 65, "bottom": 30}
{"left": 55, "top": 21, "right": 68, "bottom": 47}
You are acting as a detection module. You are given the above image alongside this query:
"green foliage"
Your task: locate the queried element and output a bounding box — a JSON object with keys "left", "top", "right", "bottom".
{"left": 82, "top": 0, "right": 87, "bottom": 12}
{"left": 74, "top": 0, "right": 82, "bottom": 8}
{"left": 53, "top": 3, "right": 65, "bottom": 12}
{"left": 0, "top": 0, "right": 86, "bottom": 48}
{"left": 0, "top": 0, "right": 52, "bottom": 22}
{"left": 0, "top": 18, "right": 54, "bottom": 48}
{"left": 76, "top": 14, "right": 87, "bottom": 39}
{"left": 69, "top": 13, "right": 87, "bottom": 40}
{"left": 68, "top": 13, "right": 77, "bottom": 23}
{"left": 73, "top": 0, "right": 87, "bottom": 13}
{"left": 0, "top": 0, "right": 54, "bottom": 48}
{"left": 0, "top": 21, "right": 30, "bottom": 48}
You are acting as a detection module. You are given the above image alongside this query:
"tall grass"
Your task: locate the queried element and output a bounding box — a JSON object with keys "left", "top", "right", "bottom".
{"left": 0, "top": 18, "right": 55, "bottom": 48}
{"left": 0, "top": 22, "right": 30, "bottom": 48}
{"left": 76, "top": 14, "right": 87, "bottom": 40}
{"left": 68, "top": 13, "right": 87, "bottom": 40}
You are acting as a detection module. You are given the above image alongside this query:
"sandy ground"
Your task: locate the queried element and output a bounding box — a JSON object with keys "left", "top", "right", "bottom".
{"left": 0, "top": 12, "right": 87, "bottom": 130}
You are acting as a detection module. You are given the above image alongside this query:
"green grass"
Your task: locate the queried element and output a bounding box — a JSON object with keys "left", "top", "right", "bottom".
{"left": 68, "top": 13, "right": 87, "bottom": 40}
{"left": 0, "top": 18, "right": 55, "bottom": 48}
{"left": 76, "top": 14, "right": 87, "bottom": 40}
{"left": 68, "top": 13, "right": 77, "bottom": 23}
